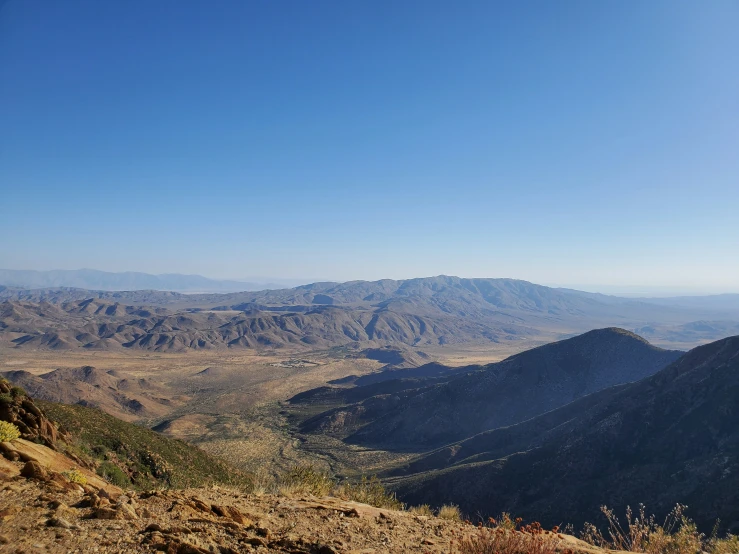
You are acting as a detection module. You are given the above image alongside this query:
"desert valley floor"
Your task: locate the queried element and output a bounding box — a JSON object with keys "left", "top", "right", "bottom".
{"left": 0, "top": 339, "right": 544, "bottom": 479}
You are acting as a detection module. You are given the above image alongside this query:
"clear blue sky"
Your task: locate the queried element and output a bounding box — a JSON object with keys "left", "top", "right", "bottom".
{"left": 1, "top": 0, "right": 737, "bottom": 292}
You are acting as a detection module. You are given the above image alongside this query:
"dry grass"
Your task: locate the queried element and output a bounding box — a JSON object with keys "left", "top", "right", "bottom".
{"left": 453, "top": 520, "right": 569, "bottom": 554}
{"left": 582, "top": 504, "right": 700, "bottom": 553}
{"left": 409, "top": 504, "right": 434, "bottom": 516}
{"left": 438, "top": 504, "right": 462, "bottom": 521}
{"left": 336, "top": 475, "right": 404, "bottom": 510}
{"left": 709, "top": 534, "right": 739, "bottom": 554}
{"left": 582, "top": 504, "right": 739, "bottom": 554}
{"left": 278, "top": 464, "right": 334, "bottom": 497}
{"left": 277, "top": 465, "right": 404, "bottom": 510}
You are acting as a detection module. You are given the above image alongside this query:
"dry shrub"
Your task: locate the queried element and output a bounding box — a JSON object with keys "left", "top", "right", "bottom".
{"left": 454, "top": 520, "right": 570, "bottom": 554}
{"left": 709, "top": 534, "right": 739, "bottom": 554}
{"left": 278, "top": 464, "right": 334, "bottom": 497}
{"left": 438, "top": 504, "right": 462, "bottom": 521}
{"left": 582, "top": 504, "right": 703, "bottom": 554}
{"left": 409, "top": 504, "right": 434, "bottom": 516}
{"left": 336, "top": 475, "right": 404, "bottom": 510}
{"left": 250, "top": 468, "right": 275, "bottom": 496}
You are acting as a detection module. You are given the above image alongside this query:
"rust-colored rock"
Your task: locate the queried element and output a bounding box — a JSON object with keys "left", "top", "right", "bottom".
{"left": 20, "top": 460, "right": 49, "bottom": 481}
{"left": 211, "top": 504, "right": 252, "bottom": 525}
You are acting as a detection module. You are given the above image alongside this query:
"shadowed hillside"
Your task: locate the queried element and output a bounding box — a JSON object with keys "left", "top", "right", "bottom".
{"left": 296, "top": 328, "right": 681, "bottom": 449}
{"left": 389, "top": 334, "right": 739, "bottom": 532}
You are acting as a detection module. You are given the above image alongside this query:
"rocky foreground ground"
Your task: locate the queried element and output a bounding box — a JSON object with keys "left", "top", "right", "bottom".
{"left": 0, "top": 438, "right": 609, "bottom": 554}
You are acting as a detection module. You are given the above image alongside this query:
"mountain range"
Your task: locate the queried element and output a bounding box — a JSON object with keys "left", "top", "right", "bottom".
{"left": 0, "top": 268, "right": 292, "bottom": 293}
{"left": 1, "top": 276, "right": 738, "bottom": 351}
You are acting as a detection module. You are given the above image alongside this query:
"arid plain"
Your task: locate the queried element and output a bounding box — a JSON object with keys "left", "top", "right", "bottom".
{"left": 0, "top": 339, "right": 540, "bottom": 480}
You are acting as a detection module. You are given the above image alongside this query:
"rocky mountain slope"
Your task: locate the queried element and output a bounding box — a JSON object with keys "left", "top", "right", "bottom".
{"left": 0, "top": 380, "right": 247, "bottom": 491}
{"left": 389, "top": 334, "right": 739, "bottom": 532}
{"left": 295, "top": 329, "right": 681, "bottom": 449}
{"left": 0, "top": 387, "right": 603, "bottom": 553}
{"left": 0, "top": 297, "right": 534, "bottom": 351}
{"left": 2, "top": 365, "right": 182, "bottom": 421}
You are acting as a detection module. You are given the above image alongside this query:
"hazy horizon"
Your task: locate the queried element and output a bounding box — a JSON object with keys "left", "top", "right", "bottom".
{"left": 1, "top": 266, "right": 737, "bottom": 297}
{"left": 2, "top": 1, "right": 737, "bottom": 291}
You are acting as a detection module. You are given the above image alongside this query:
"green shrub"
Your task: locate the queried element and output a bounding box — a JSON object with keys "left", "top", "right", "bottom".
{"left": 0, "top": 393, "right": 13, "bottom": 405}
{"left": 0, "top": 421, "right": 21, "bottom": 442}
{"left": 97, "top": 462, "right": 130, "bottom": 488}
{"left": 38, "top": 400, "right": 251, "bottom": 491}
{"left": 62, "top": 468, "right": 87, "bottom": 485}
{"left": 9, "top": 386, "right": 27, "bottom": 398}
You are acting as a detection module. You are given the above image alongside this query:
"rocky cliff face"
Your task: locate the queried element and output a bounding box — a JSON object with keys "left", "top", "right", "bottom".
{"left": 0, "top": 379, "right": 66, "bottom": 448}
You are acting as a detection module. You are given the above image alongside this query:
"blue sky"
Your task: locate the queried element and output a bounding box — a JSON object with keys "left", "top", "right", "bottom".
{"left": 1, "top": 0, "right": 737, "bottom": 292}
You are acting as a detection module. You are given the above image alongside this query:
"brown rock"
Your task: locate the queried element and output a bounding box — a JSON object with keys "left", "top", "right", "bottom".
{"left": 46, "top": 517, "right": 78, "bottom": 530}
{"left": 48, "top": 471, "right": 82, "bottom": 492}
{"left": 20, "top": 460, "right": 49, "bottom": 481}
{"left": 18, "top": 451, "right": 39, "bottom": 463}
{"left": 190, "top": 498, "right": 211, "bottom": 513}
{"left": 176, "top": 543, "right": 210, "bottom": 554}
{"left": 95, "top": 507, "right": 120, "bottom": 520}
{"left": 0, "top": 506, "right": 20, "bottom": 521}
{"left": 211, "top": 504, "right": 252, "bottom": 525}
{"left": 144, "top": 523, "right": 164, "bottom": 533}
{"left": 0, "top": 442, "right": 19, "bottom": 462}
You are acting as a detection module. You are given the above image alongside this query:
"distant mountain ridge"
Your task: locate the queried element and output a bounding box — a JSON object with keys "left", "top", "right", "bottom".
{"left": 0, "top": 268, "right": 288, "bottom": 293}
{"left": 1, "top": 276, "right": 738, "bottom": 351}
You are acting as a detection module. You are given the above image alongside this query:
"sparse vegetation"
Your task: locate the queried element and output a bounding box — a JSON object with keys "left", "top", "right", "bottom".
{"left": 37, "top": 400, "right": 252, "bottom": 491}
{"left": 582, "top": 504, "right": 739, "bottom": 554}
{"left": 0, "top": 420, "right": 21, "bottom": 442}
{"left": 62, "top": 468, "right": 87, "bottom": 485}
{"left": 336, "top": 475, "right": 404, "bottom": 510}
{"left": 438, "top": 504, "right": 462, "bottom": 521}
{"left": 275, "top": 465, "right": 404, "bottom": 510}
{"left": 97, "top": 461, "right": 131, "bottom": 488}
{"left": 409, "top": 504, "right": 434, "bottom": 516}
{"left": 278, "top": 464, "right": 334, "bottom": 496}
{"left": 709, "top": 534, "right": 739, "bottom": 554}
{"left": 452, "top": 519, "right": 568, "bottom": 554}
{"left": 9, "top": 386, "right": 27, "bottom": 398}
{"left": 582, "top": 504, "right": 697, "bottom": 553}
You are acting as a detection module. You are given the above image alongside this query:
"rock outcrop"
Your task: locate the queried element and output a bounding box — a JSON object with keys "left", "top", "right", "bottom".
{"left": 0, "top": 379, "right": 67, "bottom": 447}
